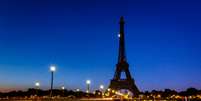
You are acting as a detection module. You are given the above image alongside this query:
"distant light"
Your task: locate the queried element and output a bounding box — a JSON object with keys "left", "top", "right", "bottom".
{"left": 107, "top": 88, "right": 111, "bottom": 91}
{"left": 50, "top": 65, "right": 56, "bottom": 72}
{"left": 100, "top": 85, "right": 104, "bottom": 89}
{"left": 86, "top": 80, "right": 91, "bottom": 84}
{"left": 76, "top": 89, "right": 80, "bottom": 92}
{"left": 61, "top": 86, "right": 65, "bottom": 90}
{"left": 86, "top": 90, "right": 89, "bottom": 93}
{"left": 35, "top": 82, "right": 40, "bottom": 87}
{"left": 93, "top": 91, "right": 96, "bottom": 94}
{"left": 118, "top": 34, "right": 121, "bottom": 38}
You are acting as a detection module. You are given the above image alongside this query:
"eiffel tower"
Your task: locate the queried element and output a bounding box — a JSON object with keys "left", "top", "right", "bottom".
{"left": 108, "top": 16, "right": 140, "bottom": 96}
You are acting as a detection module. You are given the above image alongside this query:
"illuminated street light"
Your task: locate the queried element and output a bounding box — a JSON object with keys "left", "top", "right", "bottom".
{"left": 100, "top": 85, "right": 104, "bottom": 90}
{"left": 118, "top": 33, "right": 121, "bottom": 38}
{"left": 61, "top": 86, "right": 65, "bottom": 90}
{"left": 35, "top": 82, "right": 40, "bottom": 88}
{"left": 50, "top": 65, "right": 56, "bottom": 97}
{"left": 50, "top": 65, "right": 56, "bottom": 72}
{"left": 76, "top": 89, "right": 80, "bottom": 92}
{"left": 61, "top": 86, "right": 65, "bottom": 96}
{"left": 100, "top": 85, "right": 104, "bottom": 97}
{"left": 86, "top": 80, "right": 91, "bottom": 84}
{"left": 35, "top": 82, "right": 40, "bottom": 96}
{"left": 86, "top": 80, "right": 91, "bottom": 93}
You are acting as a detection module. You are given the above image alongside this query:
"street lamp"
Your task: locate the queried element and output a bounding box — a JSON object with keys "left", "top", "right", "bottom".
{"left": 50, "top": 66, "right": 56, "bottom": 72}
{"left": 50, "top": 65, "right": 56, "bottom": 97}
{"left": 76, "top": 89, "right": 80, "bottom": 92}
{"left": 100, "top": 85, "right": 104, "bottom": 96}
{"left": 35, "top": 82, "right": 40, "bottom": 96}
{"left": 118, "top": 33, "right": 121, "bottom": 38}
{"left": 61, "top": 86, "right": 65, "bottom": 97}
{"left": 100, "top": 85, "right": 104, "bottom": 90}
{"left": 61, "top": 86, "right": 65, "bottom": 90}
{"left": 86, "top": 80, "right": 91, "bottom": 93}
{"left": 35, "top": 82, "right": 40, "bottom": 89}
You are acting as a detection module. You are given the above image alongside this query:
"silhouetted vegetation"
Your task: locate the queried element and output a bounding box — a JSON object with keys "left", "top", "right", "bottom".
{"left": 0, "top": 87, "right": 201, "bottom": 99}
{"left": 0, "top": 88, "right": 92, "bottom": 98}
{"left": 139, "top": 88, "right": 201, "bottom": 100}
{"left": 141, "top": 87, "right": 201, "bottom": 97}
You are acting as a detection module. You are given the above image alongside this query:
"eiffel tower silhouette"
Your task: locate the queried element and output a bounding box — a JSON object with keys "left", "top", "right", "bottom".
{"left": 108, "top": 16, "right": 140, "bottom": 96}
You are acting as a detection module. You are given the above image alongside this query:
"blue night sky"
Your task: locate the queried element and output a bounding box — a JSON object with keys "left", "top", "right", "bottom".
{"left": 0, "top": 0, "right": 201, "bottom": 92}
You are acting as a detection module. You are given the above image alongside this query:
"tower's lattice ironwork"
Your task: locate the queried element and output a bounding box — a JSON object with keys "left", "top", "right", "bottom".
{"left": 108, "top": 16, "right": 140, "bottom": 96}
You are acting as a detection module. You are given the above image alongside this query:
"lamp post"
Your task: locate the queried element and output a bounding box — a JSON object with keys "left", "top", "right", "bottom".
{"left": 50, "top": 65, "right": 56, "bottom": 97}
{"left": 100, "top": 85, "right": 104, "bottom": 93}
{"left": 100, "top": 85, "right": 104, "bottom": 90}
{"left": 86, "top": 80, "right": 91, "bottom": 93}
{"left": 35, "top": 82, "right": 40, "bottom": 96}
{"left": 100, "top": 85, "right": 104, "bottom": 96}
{"left": 61, "top": 86, "right": 65, "bottom": 90}
{"left": 61, "top": 86, "right": 65, "bottom": 97}
{"left": 35, "top": 82, "right": 40, "bottom": 89}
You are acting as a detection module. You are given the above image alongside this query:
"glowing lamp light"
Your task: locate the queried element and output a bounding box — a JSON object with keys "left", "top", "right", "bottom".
{"left": 35, "top": 82, "right": 40, "bottom": 87}
{"left": 86, "top": 80, "right": 91, "bottom": 84}
{"left": 118, "top": 34, "right": 121, "bottom": 38}
{"left": 76, "top": 89, "right": 80, "bottom": 92}
{"left": 50, "top": 66, "right": 56, "bottom": 72}
{"left": 61, "top": 86, "right": 65, "bottom": 90}
{"left": 100, "top": 85, "right": 104, "bottom": 89}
